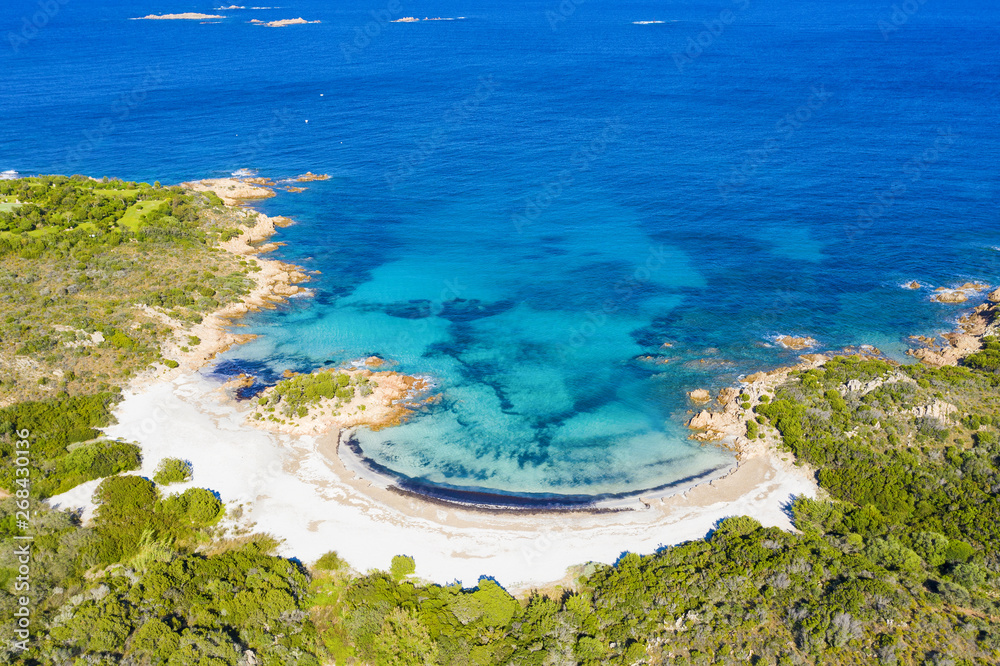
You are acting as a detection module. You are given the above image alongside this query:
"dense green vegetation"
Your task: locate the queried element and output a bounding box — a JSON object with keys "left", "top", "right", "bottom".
{"left": 0, "top": 175, "right": 222, "bottom": 246}
{"left": 4, "top": 357, "right": 1000, "bottom": 665}
{"left": 0, "top": 499, "right": 319, "bottom": 664}
{"left": 305, "top": 516, "right": 997, "bottom": 665}
{"left": 3, "top": 174, "right": 999, "bottom": 663}
{"left": 0, "top": 393, "right": 140, "bottom": 499}
{"left": 0, "top": 176, "right": 254, "bottom": 403}
{"left": 756, "top": 356, "right": 1000, "bottom": 555}
{"left": 965, "top": 335, "right": 1000, "bottom": 372}
{"left": 255, "top": 368, "right": 376, "bottom": 420}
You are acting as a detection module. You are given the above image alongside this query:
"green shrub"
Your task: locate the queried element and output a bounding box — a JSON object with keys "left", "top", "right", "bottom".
{"left": 171, "top": 488, "right": 223, "bottom": 526}
{"left": 390, "top": 555, "right": 416, "bottom": 581}
{"left": 944, "top": 539, "right": 975, "bottom": 563}
{"left": 315, "top": 551, "right": 347, "bottom": 571}
{"left": 153, "top": 458, "right": 192, "bottom": 485}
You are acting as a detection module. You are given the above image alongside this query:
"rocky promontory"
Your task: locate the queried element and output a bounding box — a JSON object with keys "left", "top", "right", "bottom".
{"left": 248, "top": 363, "right": 435, "bottom": 435}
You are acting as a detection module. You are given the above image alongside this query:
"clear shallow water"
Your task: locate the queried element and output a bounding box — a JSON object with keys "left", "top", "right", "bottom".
{"left": 2, "top": 0, "right": 999, "bottom": 497}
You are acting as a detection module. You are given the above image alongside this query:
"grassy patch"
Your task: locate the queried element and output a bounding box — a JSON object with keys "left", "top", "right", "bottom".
{"left": 118, "top": 199, "right": 167, "bottom": 231}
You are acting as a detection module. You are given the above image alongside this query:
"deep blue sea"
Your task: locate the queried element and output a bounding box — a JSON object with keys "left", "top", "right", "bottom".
{"left": 2, "top": 0, "right": 998, "bottom": 498}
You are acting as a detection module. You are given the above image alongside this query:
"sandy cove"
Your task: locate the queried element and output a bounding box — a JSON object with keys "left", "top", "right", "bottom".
{"left": 46, "top": 175, "right": 998, "bottom": 590}
{"left": 48, "top": 354, "right": 820, "bottom": 589}
{"left": 44, "top": 176, "right": 820, "bottom": 588}
{"left": 48, "top": 370, "right": 817, "bottom": 591}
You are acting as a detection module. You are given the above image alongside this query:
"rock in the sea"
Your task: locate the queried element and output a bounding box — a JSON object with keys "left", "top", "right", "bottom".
{"left": 635, "top": 354, "right": 670, "bottom": 365}
{"left": 931, "top": 289, "right": 969, "bottom": 304}
{"left": 688, "top": 388, "right": 711, "bottom": 403}
{"left": 775, "top": 335, "right": 818, "bottom": 350}
{"left": 989, "top": 287, "right": 1000, "bottom": 303}
{"left": 904, "top": 281, "right": 921, "bottom": 289}
{"left": 222, "top": 373, "right": 256, "bottom": 391}
{"left": 931, "top": 283, "right": 992, "bottom": 304}
{"left": 295, "top": 172, "right": 331, "bottom": 182}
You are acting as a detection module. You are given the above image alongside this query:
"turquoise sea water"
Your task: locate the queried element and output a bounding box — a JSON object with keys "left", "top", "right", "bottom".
{"left": 2, "top": 0, "right": 998, "bottom": 499}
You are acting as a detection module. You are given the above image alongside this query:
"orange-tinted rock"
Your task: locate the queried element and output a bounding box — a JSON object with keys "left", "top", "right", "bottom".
{"left": 717, "top": 387, "right": 740, "bottom": 405}
{"left": 775, "top": 335, "right": 817, "bottom": 350}
{"left": 688, "top": 389, "right": 711, "bottom": 403}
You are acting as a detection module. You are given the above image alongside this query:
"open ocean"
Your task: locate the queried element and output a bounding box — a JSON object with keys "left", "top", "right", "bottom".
{"left": 2, "top": 0, "right": 998, "bottom": 498}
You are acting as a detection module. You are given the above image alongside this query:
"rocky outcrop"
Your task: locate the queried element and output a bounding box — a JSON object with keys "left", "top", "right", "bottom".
{"left": 717, "top": 387, "right": 740, "bottom": 405}
{"left": 636, "top": 354, "right": 670, "bottom": 365}
{"left": 903, "top": 281, "right": 921, "bottom": 289}
{"left": 295, "top": 172, "right": 331, "bottom": 182}
{"left": 685, "top": 355, "right": 830, "bottom": 447}
{"left": 989, "top": 288, "right": 1000, "bottom": 303}
{"left": 183, "top": 177, "right": 275, "bottom": 206}
{"left": 134, "top": 13, "right": 225, "bottom": 20}
{"left": 688, "top": 389, "right": 711, "bottom": 403}
{"left": 843, "top": 373, "right": 914, "bottom": 397}
{"left": 250, "top": 366, "right": 434, "bottom": 435}
{"left": 687, "top": 410, "right": 732, "bottom": 442}
{"left": 909, "top": 301, "right": 998, "bottom": 367}
{"left": 250, "top": 18, "right": 321, "bottom": 27}
{"left": 688, "top": 410, "right": 731, "bottom": 431}
{"left": 930, "top": 283, "right": 992, "bottom": 304}
{"left": 184, "top": 172, "right": 327, "bottom": 206}
{"left": 911, "top": 400, "right": 958, "bottom": 423}
{"left": 775, "top": 335, "right": 817, "bottom": 350}
{"left": 932, "top": 289, "right": 969, "bottom": 304}
{"left": 689, "top": 428, "right": 727, "bottom": 442}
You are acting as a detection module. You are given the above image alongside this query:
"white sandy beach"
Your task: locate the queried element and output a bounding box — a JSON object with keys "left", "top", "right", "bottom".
{"left": 49, "top": 369, "right": 818, "bottom": 591}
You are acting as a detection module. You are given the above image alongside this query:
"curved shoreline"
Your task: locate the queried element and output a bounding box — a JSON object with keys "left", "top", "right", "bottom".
{"left": 51, "top": 367, "right": 814, "bottom": 590}
{"left": 337, "top": 430, "right": 738, "bottom": 512}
